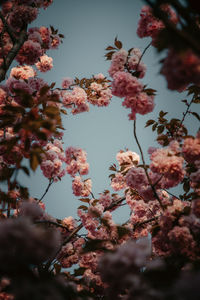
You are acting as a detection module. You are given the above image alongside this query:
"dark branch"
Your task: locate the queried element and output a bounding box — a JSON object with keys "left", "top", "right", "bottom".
{"left": 0, "top": 26, "right": 27, "bottom": 83}
{"left": 0, "top": 12, "right": 17, "bottom": 44}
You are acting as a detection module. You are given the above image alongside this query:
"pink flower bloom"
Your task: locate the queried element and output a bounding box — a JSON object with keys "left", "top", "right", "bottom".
{"left": 10, "top": 65, "right": 36, "bottom": 80}
{"left": 137, "top": 5, "right": 178, "bottom": 45}
{"left": 62, "top": 216, "right": 77, "bottom": 231}
{"left": 88, "top": 80, "right": 112, "bottom": 107}
{"left": 16, "top": 40, "right": 43, "bottom": 65}
{"left": 35, "top": 54, "right": 53, "bottom": 72}
{"left": 27, "top": 77, "right": 47, "bottom": 92}
{"left": 94, "top": 73, "right": 105, "bottom": 80}
{"left": 122, "top": 92, "right": 155, "bottom": 119}
{"left": 51, "top": 35, "right": 60, "bottom": 49}
{"left": 182, "top": 137, "right": 200, "bottom": 163}
{"left": 71, "top": 102, "right": 90, "bottom": 114}
{"left": 63, "top": 86, "right": 87, "bottom": 106}
{"left": 0, "top": 88, "right": 6, "bottom": 105}
{"left": 150, "top": 146, "right": 185, "bottom": 188}
{"left": 40, "top": 160, "right": 54, "bottom": 178}
{"left": 108, "top": 49, "right": 128, "bottom": 77}
{"left": 62, "top": 77, "right": 74, "bottom": 89}
{"left": 112, "top": 71, "right": 143, "bottom": 98}
{"left": 168, "top": 226, "right": 196, "bottom": 257}
{"left": 39, "top": 26, "right": 51, "bottom": 49}
{"left": 161, "top": 48, "right": 200, "bottom": 91}
{"left": 99, "top": 192, "right": 112, "bottom": 209}
{"left": 116, "top": 150, "right": 140, "bottom": 166}
{"left": 111, "top": 173, "right": 126, "bottom": 191}
{"left": 9, "top": 5, "right": 38, "bottom": 31}
{"left": 126, "top": 167, "right": 148, "bottom": 191}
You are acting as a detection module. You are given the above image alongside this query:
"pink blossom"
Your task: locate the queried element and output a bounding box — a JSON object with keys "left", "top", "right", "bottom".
{"left": 88, "top": 202, "right": 104, "bottom": 217}
{"left": 9, "top": 5, "right": 38, "bottom": 31}
{"left": 62, "top": 86, "right": 87, "bottom": 106}
{"left": 137, "top": 5, "right": 178, "bottom": 45}
{"left": 108, "top": 49, "right": 128, "bottom": 77}
{"left": 88, "top": 81, "right": 112, "bottom": 107}
{"left": 126, "top": 167, "right": 148, "bottom": 191}
{"left": 10, "top": 65, "right": 36, "bottom": 80}
{"left": 94, "top": 73, "right": 105, "bottom": 80}
{"left": 35, "top": 54, "right": 53, "bottom": 72}
{"left": 168, "top": 226, "right": 196, "bottom": 258}
{"left": 40, "top": 141, "right": 66, "bottom": 180}
{"left": 39, "top": 26, "right": 51, "bottom": 49}
{"left": 51, "top": 35, "right": 60, "bottom": 49}
{"left": 65, "top": 147, "right": 87, "bottom": 164}
{"left": 112, "top": 71, "right": 143, "bottom": 98}
{"left": 71, "top": 102, "right": 90, "bottom": 114}
{"left": 99, "top": 192, "right": 112, "bottom": 209}
{"left": 150, "top": 146, "right": 185, "bottom": 188}
{"left": 62, "top": 77, "right": 74, "bottom": 89}
{"left": 111, "top": 173, "right": 126, "bottom": 191}
{"left": 40, "top": 160, "right": 54, "bottom": 178}
{"left": 2, "top": 1, "right": 13, "bottom": 15}
{"left": 16, "top": 40, "right": 43, "bottom": 65}
{"left": 192, "top": 199, "right": 200, "bottom": 218}
{"left": 62, "top": 216, "right": 77, "bottom": 231}
{"left": 182, "top": 137, "right": 200, "bottom": 163}
{"left": 128, "top": 49, "right": 147, "bottom": 78}
{"left": 116, "top": 150, "right": 140, "bottom": 166}
{"left": 0, "top": 88, "right": 6, "bottom": 105}
{"left": 161, "top": 48, "right": 200, "bottom": 91}
{"left": 72, "top": 176, "right": 83, "bottom": 196}
{"left": 122, "top": 92, "right": 155, "bottom": 119}
{"left": 27, "top": 77, "right": 47, "bottom": 92}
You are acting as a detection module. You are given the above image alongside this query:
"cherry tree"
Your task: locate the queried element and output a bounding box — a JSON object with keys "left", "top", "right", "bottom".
{"left": 0, "top": 0, "right": 199, "bottom": 299}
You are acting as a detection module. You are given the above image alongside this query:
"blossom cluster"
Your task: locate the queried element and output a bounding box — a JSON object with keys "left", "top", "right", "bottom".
{"left": 61, "top": 73, "right": 112, "bottom": 115}
{"left": 108, "top": 46, "right": 155, "bottom": 120}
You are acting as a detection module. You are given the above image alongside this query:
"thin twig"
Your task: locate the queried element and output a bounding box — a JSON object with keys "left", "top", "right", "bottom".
{"left": 45, "top": 196, "right": 127, "bottom": 270}
{"left": 136, "top": 42, "right": 151, "bottom": 72}
{"left": 180, "top": 96, "right": 194, "bottom": 127}
{"left": 35, "top": 220, "right": 70, "bottom": 230}
{"left": 163, "top": 188, "right": 180, "bottom": 200}
{"left": 133, "top": 120, "right": 164, "bottom": 210}
{"left": 39, "top": 179, "right": 53, "bottom": 202}
{"left": 133, "top": 215, "right": 160, "bottom": 229}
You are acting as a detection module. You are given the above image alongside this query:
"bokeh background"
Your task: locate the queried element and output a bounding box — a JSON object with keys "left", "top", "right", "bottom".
{"left": 16, "top": 0, "right": 197, "bottom": 222}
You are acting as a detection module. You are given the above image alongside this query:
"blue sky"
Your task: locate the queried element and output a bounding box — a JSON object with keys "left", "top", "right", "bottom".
{"left": 17, "top": 0, "right": 198, "bottom": 222}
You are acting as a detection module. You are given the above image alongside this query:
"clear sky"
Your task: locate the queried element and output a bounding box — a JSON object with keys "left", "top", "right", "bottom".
{"left": 18, "top": 0, "right": 198, "bottom": 222}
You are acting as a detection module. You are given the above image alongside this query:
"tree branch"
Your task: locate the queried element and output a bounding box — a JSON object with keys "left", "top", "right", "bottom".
{"left": 144, "top": 0, "right": 200, "bottom": 55}
{"left": 0, "top": 12, "right": 17, "bottom": 44}
{"left": 0, "top": 26, "right": 27, "bottom": 83}
{"left": 133, "top": 120, "right": 164, "bottom": 210}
